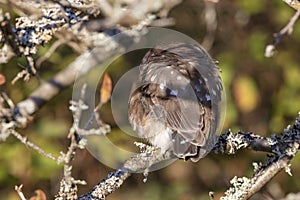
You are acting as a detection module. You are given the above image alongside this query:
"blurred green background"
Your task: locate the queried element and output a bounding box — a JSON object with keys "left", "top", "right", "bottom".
{"left": 1, "top": 0, "right": 300, "bottom": 199}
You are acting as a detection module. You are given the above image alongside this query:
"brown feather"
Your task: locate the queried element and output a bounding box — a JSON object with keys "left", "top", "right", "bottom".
{"left": 128, "top": 43, "right": 222, "bottom": 161}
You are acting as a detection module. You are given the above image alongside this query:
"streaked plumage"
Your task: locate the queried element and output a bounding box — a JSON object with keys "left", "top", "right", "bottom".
{"left": 128, "top": 43, "right": 222, "bottom": 162}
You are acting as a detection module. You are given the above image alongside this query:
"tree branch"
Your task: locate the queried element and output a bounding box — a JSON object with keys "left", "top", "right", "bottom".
{"left": 265, "top": 5, "right": 300, "bottom": 57}
{"left": 0, "top": 0, "right": 182, "bottom": 131}
{"left": 220, "top": 113, "right": 300, "bottom": 200}
{"left": 77, "top": 113, "right": 300, "bottom": 200}
{"left": 77, "top": 143, "right": 175, "bottom": 200}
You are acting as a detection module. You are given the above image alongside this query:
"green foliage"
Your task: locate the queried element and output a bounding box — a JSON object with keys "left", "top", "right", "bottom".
{"left": 237, "top": 0, "right": 266, "bottom": 15}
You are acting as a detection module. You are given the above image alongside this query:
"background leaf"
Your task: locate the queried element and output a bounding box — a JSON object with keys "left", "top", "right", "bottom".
{"left": 100, "top": 73, "right": 112, "bottom": 105}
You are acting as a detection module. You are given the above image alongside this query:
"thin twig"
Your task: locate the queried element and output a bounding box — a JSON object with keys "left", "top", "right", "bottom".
{"left": 10, "top": 129, "right": 60, "bottom": 163}
{"left": 15, "top": 185, "right": 27, "bottom": 200}
{"left": 265, "top": 8, "right": 300, "bottom": 57}
{"left": 281, "top": 0, "right": 300, "bottom": 10}
{"left": 77, "top": 143, "right": 174, "bottom": 200}
{"left": 55, "top": 84, "right": 89, "bottom": 200}
{"left": 0, "top": 92, "right": 15, "bottom": 108}
{"left": 78, "top": 113, "right": 300, "bottom": 200}
{"left": 11, "top": 70, "right": 30, "bottom": 85}
{"left": 36, "top": 39, "right": 66, "bottom": 68}
{"left": 274, "top": 8, "right": 300, "bottom": 45}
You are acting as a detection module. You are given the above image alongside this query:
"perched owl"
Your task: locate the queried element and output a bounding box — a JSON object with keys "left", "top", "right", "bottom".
{"left": 128, "top": 43, "right": 223, "bottom": 162}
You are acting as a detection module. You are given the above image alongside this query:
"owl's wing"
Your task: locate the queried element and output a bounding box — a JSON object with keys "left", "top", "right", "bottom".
{"left": 141, "top": 66, "right": 213, "bottom": 159}
{"left": 152, "top": 87, "right": 210, "bottom": 137}
{"left": 135, "top": 43, "right": 222, "bottom": 160}
{"left": 147, "top": 87, "right": 212, "bottom": 160}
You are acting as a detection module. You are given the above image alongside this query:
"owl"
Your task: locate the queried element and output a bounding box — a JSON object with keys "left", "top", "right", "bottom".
{"left": 128, "top": 43, "right": 223, "bottom": 162}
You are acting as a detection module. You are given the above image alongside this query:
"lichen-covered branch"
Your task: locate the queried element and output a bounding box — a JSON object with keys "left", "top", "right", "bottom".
{"left": 220, "top": 113, "right": 300, "bottom": 200}
{"left": 55, "top": 85, "right": 91, "bottom": 200}
{"left": 10, "top": 129, "right": 59, "bottom": 162}
{"left": 0, "top": 0, "right": 182, "bottom": 133}
{"left": 77, "top": 143, "right": 175, "bottom": 200}
{"left": 1, "top": 1, "right": 300, "bottom": 200}
{"left": 12, "top": 41, "right": 126, "bottom": 128}
{"left": 0, "top": 1, "right": 182, "bottom": 199}
{"left": 282, "top": 0, "right": 300, "bottom": 10}
{"left": 213, "top": 130, "right": 275, "bottom": 154}
{"left": 76, "top": 113, "right": 300, "bottom": 200}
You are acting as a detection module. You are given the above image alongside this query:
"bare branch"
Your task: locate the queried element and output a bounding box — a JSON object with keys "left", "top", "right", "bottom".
{"left": 15, "top": 185, "right": 27, "bottom": 200}
{"left": 77, "top": 113, "right": 300, "bottom": 200}
{"left": 213, "top": 131, "right": 275, "bottom": 154}
{"left": 77, "top": 143, "right": 175, "bottom": 200}
{"left": 281, "top": 0, "right": 300, "bottom": 10}
{"left": 36, "top": 39, "right": 65, "bottom": 67}
{"left": 11, "top": 42, "right": 124, "bottom": 127}
{"left": 265, "top": 8, "right": 300, "bottom": 57}
{"left": 0, "top": 0, "right": 178, "bottom": 130}
{"left": 4, "top": 1, "right": 299, "bottom": 200}
{"left": 55, "top": 84, "right": 90, "bottom": 200}
{"left": 220, "top": 113, "right": 300, "bottom": 200}
{"left": 0, "top": 10, "right": 21, "bottom": 57}
{"left": 10, "top": 129, "right": 59, "bottom": 162}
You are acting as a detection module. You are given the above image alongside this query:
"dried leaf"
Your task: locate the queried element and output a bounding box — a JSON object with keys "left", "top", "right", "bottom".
{"left": 29, "top": 189, "right": 47, "bottom": 200}
{"left": 0, "top": 73, "right": 6, "bottom": 85}
{"left": 100, "top": 73, "right": 112, "bottom": 105}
